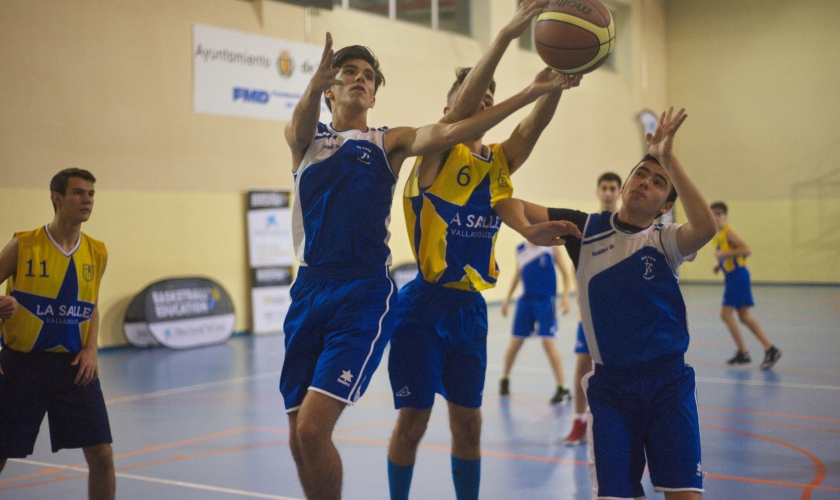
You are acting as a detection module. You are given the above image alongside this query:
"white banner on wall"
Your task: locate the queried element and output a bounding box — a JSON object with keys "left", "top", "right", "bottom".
{"left": 193, "top": 23, "right": 331, "bottom": 122}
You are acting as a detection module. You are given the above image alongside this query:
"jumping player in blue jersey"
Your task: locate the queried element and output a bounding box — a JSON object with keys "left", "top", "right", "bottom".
{"left": 499, "top": 242, "right": 572, "bottom": 404}
{"left": 496, "top": 108, "right": 716, "bottom": 500}
{"left": 0, "top": 169, "right": 115, "bottom": 500}
{"left": 283, "top": 30, "right": 577, "bottom": 499}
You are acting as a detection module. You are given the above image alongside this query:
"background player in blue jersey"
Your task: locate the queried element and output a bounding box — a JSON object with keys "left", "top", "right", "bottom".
{"left": 0, "top": 169, "right": 115, "bottom": 500}
{"left": 283, "top": 30, "right": 576, "bottom": 500}
{"left": 496, "top": 108, "right": 717, "bottom": 500}
{"left": 711, "top": 201, "right": 781, "bottom": 369}
{"left": 385, "top": 2, "right": 582, "bottom": 498}
{"left": 565, "top": 171, "right": 622, "bottom": 446}
{"left": 499, "top": 242, "right": 572, "bottom": 404}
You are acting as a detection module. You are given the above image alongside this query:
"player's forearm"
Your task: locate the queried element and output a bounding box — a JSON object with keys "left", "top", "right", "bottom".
{"left": 523, "top": 91, "right": 562, "bottom": 136}
{"left": 445, "top": 32, "right": 515, "bottom": 123}
{"left": 443, "top": 90, "right": 537, "bottom": 148}
{"left": 505, "top": 91, "right": 562, "bottom": 172}
{"left": 285, "top": 88, "right": 323, "bottom": 151}
{"left": 663, "top": 155, "right": 716, "bottom": 242}
{"left": 84, "top": 306, "right": 101, "bottom": 351}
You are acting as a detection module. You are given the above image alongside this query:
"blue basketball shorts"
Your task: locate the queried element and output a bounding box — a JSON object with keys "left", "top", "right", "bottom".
{"left": 280, "top": 267, "right": 397, "bottom": 412}
{"left": 388, "top": 277, "right": 488, "bottom": 410}
{"left": 512, "top": 295, "right": 557, "bottom": 338}
{"left": 0, "top": 349, "right": 112, "bottom": 458}
{"left": 574, "top": 322, "right": 590, "bottom": 354}
{"left": 723, "top": 267, "right": 754, "bottom": 309}
{"left": 583, "top": 356, "right": 704, "bottom": 499}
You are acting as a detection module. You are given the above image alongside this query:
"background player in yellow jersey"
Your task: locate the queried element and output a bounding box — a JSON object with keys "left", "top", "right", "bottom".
{"left": 711, "top": 201, "right": 781, "bottom": 369}
{"left": 386, "top": 2, "right": 581, "bottom": 498}
{"left": 0, "top": 169, "right": 115, "bottom": 500}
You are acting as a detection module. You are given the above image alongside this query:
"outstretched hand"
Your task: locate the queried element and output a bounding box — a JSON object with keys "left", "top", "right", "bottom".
{"left": 310, "top": 32, "right": 343, "bottom": 95}
{"left": 646, "top": 107, "right": 687, "bottom": 164}
{"left": 521, "top": 220, "right": 582, "bottom": 247}
{"left": 529, "top": 68, "right": 582, "bottom": 97}
{"left": 503, "top": 0, "right": 551, "bottom": 40}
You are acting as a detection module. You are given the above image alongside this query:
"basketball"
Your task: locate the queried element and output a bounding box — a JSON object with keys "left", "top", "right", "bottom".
{"left": 534, "top": 0, "right": 615, "bottom": 74}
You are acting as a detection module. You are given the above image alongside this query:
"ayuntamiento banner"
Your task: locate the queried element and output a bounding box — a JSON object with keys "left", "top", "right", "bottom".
{"left": 193, "top": 23, "right": 332, "bottom": 122}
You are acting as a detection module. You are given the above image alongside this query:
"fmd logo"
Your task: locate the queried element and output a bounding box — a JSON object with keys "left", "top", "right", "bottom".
{"left": 233, "top": 87, "right": 270, "bottom": 104}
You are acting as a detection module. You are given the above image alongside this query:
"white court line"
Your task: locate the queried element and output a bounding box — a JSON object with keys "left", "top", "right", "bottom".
{"left": 694, "top": 376, "right": 840, "bottom": 391}
{"left": 486, "top": 364, "right": 840, "bottom": 391}
{"left": 9, "top": 459, "right": 302, "bottom": 500}
{"left": 106, "top": 371, "right": 282, "bottom": 404}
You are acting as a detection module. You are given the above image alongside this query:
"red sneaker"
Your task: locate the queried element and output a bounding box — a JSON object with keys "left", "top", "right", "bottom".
{"left": 564, "top": 419, "right": 587, "bottom": 446}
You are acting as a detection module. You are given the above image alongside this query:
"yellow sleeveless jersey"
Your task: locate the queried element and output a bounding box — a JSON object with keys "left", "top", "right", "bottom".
{"left": 404, "top": 143, "right": 513, "bottom": 291}
{"left": 2, "top": 226, "right": 107, "bottom": 353}
{"left": 712, "top": 225, "right": 746, "bottom": 274}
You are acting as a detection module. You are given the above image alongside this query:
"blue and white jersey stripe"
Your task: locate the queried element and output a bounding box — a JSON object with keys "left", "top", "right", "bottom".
{"left": 576, "top": 212, "right": 696, "bottom": 368}
{"left": 292, "top": 122, "right": 397, "bottom": 270}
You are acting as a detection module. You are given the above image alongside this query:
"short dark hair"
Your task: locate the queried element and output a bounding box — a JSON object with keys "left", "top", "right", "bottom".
{"left": 447, "top": 67, "right": 496, "bottom": 103}
{"left": 710, "top": 201, "right": 728, "bottom": 214}
{"left": 50, "top": 168, "right": 96, "bottom": 211}
{"left": 630, "top": 154, "right": 678, "bottom": 205}
{"left": 325, "top": 45, "right": 385, "bottom": 111}
{"left": 597, "top": 172, "right": 622, "bottom": 188}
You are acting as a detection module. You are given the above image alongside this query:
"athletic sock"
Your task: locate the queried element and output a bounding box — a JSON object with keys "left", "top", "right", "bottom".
{"left": 388, "top": 458, "right": 414, "bottom": 500}
{"left": 451, "top": 455, "right": 481, "bottom": 500}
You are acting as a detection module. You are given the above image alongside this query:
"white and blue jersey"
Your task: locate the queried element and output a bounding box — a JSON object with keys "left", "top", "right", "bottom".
{"left": 549, "top": 208, "right": 703, "bottom": 498}
{"left": 291, "top": 122, "right": 397, "bottom": 274}
{"left": 551, "top": 210, "right": 695, "bottom": 368}
{"left": 517, "top": 243, "right": 556, "bottom": 298}
{"left": 281, "top": 123, "right": 398, "bottom": 412}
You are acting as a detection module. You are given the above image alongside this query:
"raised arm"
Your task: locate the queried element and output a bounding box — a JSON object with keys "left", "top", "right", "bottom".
{"left": 647, "top": 108, "right": 716, "bottom": 256}
{"left": 501, "top": 73, "right": 581, "bottom": 174}
{"left": 284, "top": 33, "right": 342, "bottom": 170}
{"left": 386, "top": 68, "right": 571, "bottom": 172}
{"left": 501, "top": 262, "right": 521, "bottom": 318}
{"left": 445, "top": 0, "right": 549, "bottom": 123}
{"left": 553, "top": 247, "right": 571, "bottom": 315}
{"left": 494, "top": 198, "right": 581, "bottom": 246}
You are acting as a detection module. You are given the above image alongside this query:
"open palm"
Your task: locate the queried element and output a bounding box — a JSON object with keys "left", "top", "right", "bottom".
{"left": 646, "top": 107, "right": 687, "bottom": 162}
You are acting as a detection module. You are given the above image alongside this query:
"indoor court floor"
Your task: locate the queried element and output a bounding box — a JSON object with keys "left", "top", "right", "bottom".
{"left": 1, "top": 284, "right": 838, "bottom": 499}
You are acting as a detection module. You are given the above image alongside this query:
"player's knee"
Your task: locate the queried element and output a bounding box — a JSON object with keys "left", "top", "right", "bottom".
{"left": 84, "top": 444, "right": 114, "bottom": 471}
{"left": 736, "top": 308, "right": 751, "bottom": 323}
{"left": 719, "top": 308, "right": 732, "bottom": 321}
{"left": 393, "top": 411, "right": 430, "bottom": 446}
{"left": 295, "top": 416, "right": 331, "bottom": 448}
{"left": 450, "top": 413, "right": 482, "bottom": 444}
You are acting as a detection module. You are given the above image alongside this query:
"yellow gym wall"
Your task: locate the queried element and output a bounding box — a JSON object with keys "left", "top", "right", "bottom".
{"left": 11, "top": 0, "right": 832, "bottom": 347}
{"left": 665, "top": 0, "right": 840, "bottom": 283}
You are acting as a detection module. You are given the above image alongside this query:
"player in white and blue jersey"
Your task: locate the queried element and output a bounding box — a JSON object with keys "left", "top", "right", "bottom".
{"left": 496, "top": 108, "right": 717, "bottom": 500}
{"left": 499, "top": 242, "right": 572, "bottom": 404}
{"left": 282, "top": 32, "right": 577, "bottom": 499}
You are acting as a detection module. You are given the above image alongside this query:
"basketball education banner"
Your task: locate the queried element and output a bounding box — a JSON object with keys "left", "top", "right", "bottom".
{"left": 122, "top": 277, "right": 236, "bottom": 349}
{"left": 193, "top": 23, "right": 331, "bottom": 122}
{"left": 247, "top": 190, "right": 294, "bottom": 334}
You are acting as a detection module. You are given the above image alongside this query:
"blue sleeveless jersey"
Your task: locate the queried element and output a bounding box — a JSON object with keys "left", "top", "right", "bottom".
{"left": 516, "top": 243, "right": 556, "bottom": 297}
{"left": 291, "top": 123, "right": 397, "bottom": 271}
{"left": 576, "top": 212, "right": 696, "bottom": 368}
